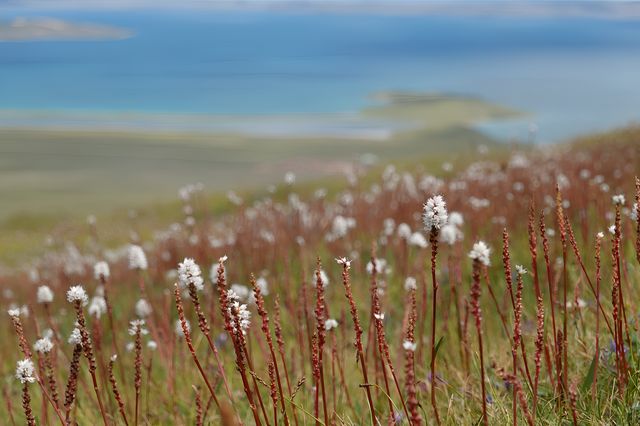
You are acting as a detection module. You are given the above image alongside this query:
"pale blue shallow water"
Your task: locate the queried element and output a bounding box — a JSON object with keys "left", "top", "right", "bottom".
{"left": 1, "top": 8, "right": 640, "bottom": 142}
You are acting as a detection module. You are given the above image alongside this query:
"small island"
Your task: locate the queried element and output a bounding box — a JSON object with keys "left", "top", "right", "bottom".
{"left": 0, "top": 17, "right": 132, "bottom": 42}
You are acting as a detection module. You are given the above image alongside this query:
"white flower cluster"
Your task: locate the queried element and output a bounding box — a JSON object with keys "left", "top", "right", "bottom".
{"left": 227, "top": 290, "right": 251, "bottom": 335}
{"left": 324, "top": 319, "right": 339, "bottom": 331}
{"left": 326, "top": 215, "right": 356, "bottom": 241}
{"left": 311, "top": 269, "right": 330, "bottom": 288}
{"left": 34, "top": 337, "right": 54, "bottom": 354}
{"left": 128, "top": 245, "right": 148, "bottom": 270}
{"left": 408, "top": 232, "right": 428, "bottom": 248}
{"left": 440, "top": 211, "right": 464, "bottom": 245}
{"left": 135, "top": 299, "right": 152, "bottom": 318}
{"left": 404, "top": 277, "right": 417, "bottom": 291}
{"left": 37, "top": 285, "right": 54, "bottom": 304}
{"left": 68, "top": 328, "right": 83, "bottom": 346}
{"left": 403, "top": 340, "right": 417, "bottom": 352}
{"left": 423, "top": 195, "right": 448, "bottom": 232}
{"left": 335, "top": 257, "right": 351, "bottom": 270}
{"left": 66, "top": 285, "right": 88, "bottom": 305}
{"left": 612, "top": 194, "right": 626, "bottom": 205}
{"left": 88, "top": 296, "right": 107, "bottom": 318}
{"left": 94, "top": 261, "right": 110, "bottom": 280}
{"left": 469, "top": 241, "right": 491, "bottom": 266}
{"left": 515, "top": 265, "right": 528, "bottom": 275}
{"left": 366, "top": 258, "right": 388, "bottom": 275}
{"left": 15, "top": 359, "right": 36, "bottom": 384}
{"left": 128, "top": 319, "right": 149, "bottom": 336}
{"left": 397, "top": 223, "right": 412, "bottom": 239}
{"left": 178, "top": 258, "right": 204, "bottom": 291}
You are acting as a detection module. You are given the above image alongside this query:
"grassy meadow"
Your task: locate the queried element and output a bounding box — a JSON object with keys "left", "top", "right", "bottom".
{"left": 2, "top": 120, "right": 640, "bottom": 425}
{"left": 0, "top": 93, "right": 517, "bottom": 265}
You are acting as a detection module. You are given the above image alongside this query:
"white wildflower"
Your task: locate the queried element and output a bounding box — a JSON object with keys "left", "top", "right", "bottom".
{"left": 88, "top": 296, "right": 107, "bottom": 319}
{"left": 312, "top": 269, "right": 330, "bottom": 287}
{"left": 440, "top": 223, "right": 463, "bottom": 245}
{"left": 469, "top": 197, "right": 491, "bottom": 210}
{"left": 68, "top": 328, "right": 82, "bottom": 346}
{"left": 147, "top": 340, "right": 158, "bottom": 351}
{"left": 423, "top": 195, "right": 448, "bottom": 232}
{"left": 324, "top": 319, "right": 339, "bottom": 331}
{"left": 128, "top": 245, "right": 148, "bottom": 270}
{"left": 37, "top": 285, "right": 54, "bottom": 304}
{"left": 328, "top": 215, "right": 356, "bottom": 240}
{"left": 403, "top": 340, "right": 417, "bottom": 351}
{"left": 596, "top": 231, "right": 605, "bottom": 239}
{"left": 404, "top": 277, "right": 417, "bottom": 291}
{"left": 15, "top": 359, "right": 36, "bottom": 384}
{"left": 609, "top": 225, "right": 616, "bottom": 235}
{"left": 66, "top": 285, "right": 88, "bottom": 305}
{"left": 469, "top": 241, "right": 491, "bottom": 266}
{"left": 612, "top": 194, "right": 626, "bottom": 205}
{"left": 135, "top": 299, "right": 152, "bottom": 318}
{"left": 93, "top": 261, "right": 110, "bottom": 280}
{"left": 34, "top": 337, "right": 53, "bottom": 354}
{"left": 7, "top": 308, "right": 20, "bottom": 318}
{"left": 515, "top": 265, "right": 527, "bottom": 275}
{"left": 178, "top": 258, "right": 204, "bottom": 291}
{"left": 397, "top": 223, "right": 412, "bottom": 240}
{"left": 284, "top": 171, "right": 296, "bottom": 185}
{"left": 336, "top": 257, "right": 351, "bottom": 270}
{"left": 383, "top": 218, "right": 396, "bottom": 236}
{"left": 228, "top": 298, "right": 251, "bottom": 335}
{"left": 373, "top": 312, "right": 385, "bottom": 321}
{"left": 408, "top": 232, "right": 428, "bottom": 248}
{"left": 128, "top": 319, "right": 149, "bottom": 336}
{"left": 366, "top": 258, "right": 387, "bottom": 275}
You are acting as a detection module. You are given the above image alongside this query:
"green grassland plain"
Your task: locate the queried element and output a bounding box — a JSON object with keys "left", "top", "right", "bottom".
{"left": 0, "top": 92, "right": 519, "bottom": 264}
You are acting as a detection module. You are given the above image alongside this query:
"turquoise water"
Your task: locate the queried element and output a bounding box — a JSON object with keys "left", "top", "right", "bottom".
{"left": 1, "top": 9, "right": 640, "bottom": 142}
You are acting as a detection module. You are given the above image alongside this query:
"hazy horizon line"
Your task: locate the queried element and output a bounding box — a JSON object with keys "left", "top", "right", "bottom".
{"left": 4, "top": 1, "right": 640, "bottom": 19}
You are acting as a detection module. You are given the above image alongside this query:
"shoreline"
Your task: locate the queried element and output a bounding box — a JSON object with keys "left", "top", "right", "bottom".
{"left": 0, "top": 91, "right": 521, "bottom": 141}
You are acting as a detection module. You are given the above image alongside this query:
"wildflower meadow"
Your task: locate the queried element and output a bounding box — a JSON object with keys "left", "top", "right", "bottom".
{"left": 3, "top": 130, "right": 640, "bottom": 425}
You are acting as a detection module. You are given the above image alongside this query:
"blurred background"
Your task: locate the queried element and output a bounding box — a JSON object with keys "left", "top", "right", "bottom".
{"left": 1, "top": 0, "right": 639, "bottom": 222}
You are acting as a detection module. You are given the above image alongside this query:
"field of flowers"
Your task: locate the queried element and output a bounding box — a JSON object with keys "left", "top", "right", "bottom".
{"left": 3, "top": 127, "right": 640, "bottom": 425}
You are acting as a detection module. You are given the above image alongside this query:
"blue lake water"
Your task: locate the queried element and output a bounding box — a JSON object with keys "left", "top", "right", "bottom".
{"left": 1, "top": 9, "right": 640, "bottom": 142}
